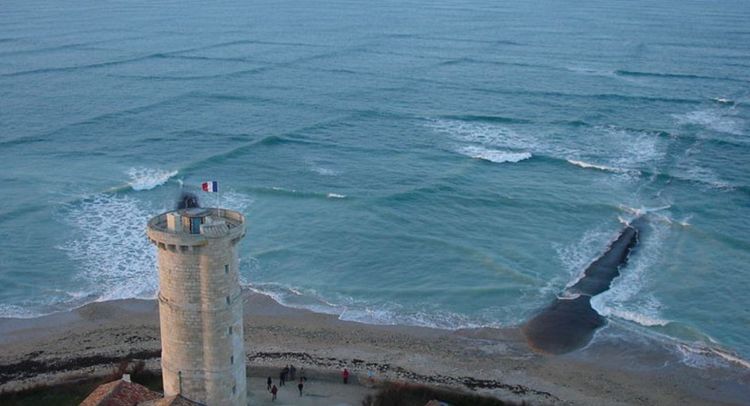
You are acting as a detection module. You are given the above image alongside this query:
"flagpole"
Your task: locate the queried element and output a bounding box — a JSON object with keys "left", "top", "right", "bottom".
{"left": 217, "top": 181, "right": 221, "bottom": 217}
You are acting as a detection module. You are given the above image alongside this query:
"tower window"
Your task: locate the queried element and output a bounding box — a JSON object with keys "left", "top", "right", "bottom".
{"left": 231, "top": 355, "right": 234, "bottom": 364}
{"left": 232, "top": 384, "right": 236, "bottom": 395}
{"left": 226, "top": 296, "right": 230, "bottom": 305}
{"left": 224, "top": 264, "right": 229, "bottom": 274}
{"left": 228, "top": 326, "right": 233, "bottom": 335}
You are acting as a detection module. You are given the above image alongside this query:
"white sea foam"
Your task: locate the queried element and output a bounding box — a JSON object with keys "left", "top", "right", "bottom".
{"left": 429, "top": 119, "right": 664, "bottom": 177}
{"left": 327, "top": 193, "right": 346, "bottom": 199}
{"left": 599, "top": 126, "right": 665, "bottom": 175}
{"left": 676, "top": 344, "right": 750, "bottom": 370}
{"left": 556, "top": 292, "right": 582, "bottom": 300}
{"left": 553, "top": 226, "right": 612, "bottom": 291}
{"left": 650, "top": 212, "right": 692, "bottom": 227}
{"left": 430, "top": 120, "right": 535, "bottom": 163}
{"left": 203, "top": 190, "right": 254, "bottom": 212}
{"left": 617, "top": 204, "right": 671, "bottom": 218}
{"left": 59, "top": 194, "right": 158, "bottom": 302}
{"left": 312, "top": 166, "right": 338, "bottom": 176}
{"left": 712, "top": 349, "right": 750, "bottom": 370}
{"left": 672, "top": 143, "right": 736, "bottom": 190}
{"left": 126, "top": 167, "right": 178, "bottom": 191}
{"left": 247, "top": 281, "right": 505, "bottom": 330}
{"left": 303, "top": 157, "right": 340, "bottom": 177}
{"left": 566, "top": 159, "right": 633, "bottom": 174}
{"left": 674, "top": 109, "right": 745, "bottom": 136}
{"left": 338, "top": 305, "right": 498, "bottom": 330}
{"left": 245, "top": 282, "right": 344, "bottom": 316}
{"left": 223, "top": 191, "right": 254, "bottom": 212}
{"left": 712, "top": 97, "right": 734, "bottom": 105}
{"left": 0, "top": 288, "right": 100, "bottom": 319}
{"left": 0, "top": 303, "right": 42, "bottom": 319}
{"left": 458, "top": 146, "right": 531, "bottom": 163}
{"left": 430, "top": 119, "right": 538, "bottom": 151}
{"left": 601, "top": 307, "right": 669, "bottom": 327}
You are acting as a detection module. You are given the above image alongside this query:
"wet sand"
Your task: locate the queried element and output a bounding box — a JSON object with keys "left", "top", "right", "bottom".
{"left": 1, "top": 291, "right": 748, "bottom": 405}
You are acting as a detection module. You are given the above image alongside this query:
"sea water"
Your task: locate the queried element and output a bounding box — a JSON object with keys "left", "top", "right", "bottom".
{"left": 1, "top": 0, "right": 749, "bottom": 366}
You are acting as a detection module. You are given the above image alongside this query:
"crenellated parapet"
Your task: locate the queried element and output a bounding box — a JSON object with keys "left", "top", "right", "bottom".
{"left": 146, "top": 208, "right": 246, "bottom": 253}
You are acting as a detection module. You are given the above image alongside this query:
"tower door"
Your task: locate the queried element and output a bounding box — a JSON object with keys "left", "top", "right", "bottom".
{"left": 189, "top": 217, "right": 202, "bottom": 234}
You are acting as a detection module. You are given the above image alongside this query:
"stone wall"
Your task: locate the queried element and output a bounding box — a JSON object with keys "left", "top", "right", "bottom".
{"left": 147, "top": 209, "right": 247, "bottom": 406}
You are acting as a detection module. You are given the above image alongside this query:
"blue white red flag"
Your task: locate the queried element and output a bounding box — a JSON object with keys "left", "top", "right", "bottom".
{"left": 201, "top": 181, "right": 218, "bottom": 193}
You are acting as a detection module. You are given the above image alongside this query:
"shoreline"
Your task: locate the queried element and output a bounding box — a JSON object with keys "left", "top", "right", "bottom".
{"left": 1, "top": 291, "right": 748, "bottom": 405}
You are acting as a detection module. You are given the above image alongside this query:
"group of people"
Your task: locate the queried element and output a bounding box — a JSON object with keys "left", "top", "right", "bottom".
{"left": 266, "top": 366, "right": 359, "bottom": 401}
{"left": 267, "top": 365, "right": 306, "bottom": 401}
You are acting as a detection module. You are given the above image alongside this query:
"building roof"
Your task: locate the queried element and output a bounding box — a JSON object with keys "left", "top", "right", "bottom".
{"left": 138, "top": 395, "right": 204, "bottom": 406}
{"left": 79, "top": 378, "right": 162, "bottom": 406}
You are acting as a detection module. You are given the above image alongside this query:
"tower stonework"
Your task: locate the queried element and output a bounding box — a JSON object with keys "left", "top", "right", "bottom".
{"left": 147, "top": 208, "right": 247, "bottom": 406}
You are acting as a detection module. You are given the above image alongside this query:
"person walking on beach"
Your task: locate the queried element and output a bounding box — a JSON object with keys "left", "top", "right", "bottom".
{"left": 271, "top": 384, "right": 278, "bottom": 401}
{"left": 279, "top": 369, "right": 286, "bottom": 386}
{"left": 342, "top": 368, "right": 350, "bottom": 384}
{"left": 290, "top": 364, "right": 296, "bottom": 380}
{"left": 298, "top": 378, "right": 304, "bottom": 396}
{"left": 267, "top": 376, "right": 272, "bottom": 392}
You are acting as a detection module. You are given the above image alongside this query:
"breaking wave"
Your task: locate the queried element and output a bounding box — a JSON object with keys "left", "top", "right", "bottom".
{"left": 338, "top": 305, "right": 497, "bottom": 330}
{"left": 58, "top": 194, "right": 158, "bottom": 302}
{"left": 458, "top": 146, "right": 532, "bottom": 163}
{"left": 674, "top": 109, "right": 745, "bottom": 136}
{"left": 677, "top": 344, "right": 750, "bottom": 370}
{"left": 600, "top": 307, "right": 669, "bottom": 327}
{"left": 591, "top": 220, "right": 668, "bottom": 330}
{"left": 429, "top": 119, "right": 537, "bottom": 151}
{"left": 245, "top": 283, "right": 344, "bottom": 316}
{"left": 429, "top": 119, "right": 665, "bottom": 176}
{"left": 246, "top": 282, "right": 506, "bottom": 330}
{"left": 566, "top": 159, "right": 632, "bottom": 174}
{"left": 554, "top": 226, "right": 614, "bottom": 291}
{"left": 126, "top": 167, "right": 178, "bottom": 191}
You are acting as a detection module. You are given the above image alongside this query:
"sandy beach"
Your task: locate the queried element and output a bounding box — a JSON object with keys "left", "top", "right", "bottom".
{"left": 0, "top": 291, "right": 747, "bottom": 405}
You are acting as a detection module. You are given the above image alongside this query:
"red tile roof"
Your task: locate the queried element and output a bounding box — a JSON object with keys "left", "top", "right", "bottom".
{"left": 79, "top": 379, "right": 161, "bottom": 406}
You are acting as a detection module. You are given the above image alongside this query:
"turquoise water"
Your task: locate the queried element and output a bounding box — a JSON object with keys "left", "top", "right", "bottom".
{"left": 1, "top": 0, "right": 749, "bottom": 365}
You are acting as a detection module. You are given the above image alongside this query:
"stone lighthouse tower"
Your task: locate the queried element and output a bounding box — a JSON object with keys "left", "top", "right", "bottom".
{"left": 147, "top": 207, "right": 247, "bottom": 405}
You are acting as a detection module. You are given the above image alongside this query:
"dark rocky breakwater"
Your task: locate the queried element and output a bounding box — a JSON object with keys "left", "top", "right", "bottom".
{"left": 523, "top": 218, "right": 644, "bottom": 354}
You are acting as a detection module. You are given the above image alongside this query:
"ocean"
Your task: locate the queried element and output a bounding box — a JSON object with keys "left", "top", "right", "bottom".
{"left": 1, "top": 0, "right": 749, "bottom": 368}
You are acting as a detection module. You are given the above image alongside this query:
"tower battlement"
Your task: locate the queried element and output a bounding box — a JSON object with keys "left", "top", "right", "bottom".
{"left": 147, "top": 208, "right": 245, "bottom": 250}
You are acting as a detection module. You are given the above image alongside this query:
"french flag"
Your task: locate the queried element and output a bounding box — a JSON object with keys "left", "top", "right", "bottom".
{"left": 201, "top": 181, "right": 218, "bottom": 193}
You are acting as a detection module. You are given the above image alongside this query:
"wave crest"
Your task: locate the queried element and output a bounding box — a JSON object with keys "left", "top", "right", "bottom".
{"left": 566, "top": 159, "right": 634, "bottom": 174}
{"left": 459, "top": 146, "right": 532, "bottom": 163}
{"left": 677, "top": 344, "right": 750, "bottom": 370}
{"left": 127, "top": 167, "right": 178, "bottom": 191}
